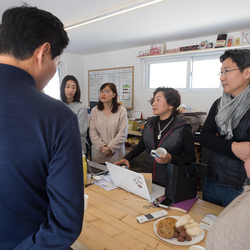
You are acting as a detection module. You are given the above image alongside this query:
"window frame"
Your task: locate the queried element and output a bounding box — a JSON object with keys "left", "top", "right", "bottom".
{"left": 140, "top": 46, "right": 250, "bottom": 93}
{"left": 190, "top": 54, "right": 223, "bottom": 92}
{"left": 144, "top": 56, "right": 192, "bottom": 93}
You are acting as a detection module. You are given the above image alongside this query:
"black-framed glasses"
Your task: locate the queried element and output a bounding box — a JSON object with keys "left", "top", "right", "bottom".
{"left": 218, "top": 68, "right": 245, "bottom": 76}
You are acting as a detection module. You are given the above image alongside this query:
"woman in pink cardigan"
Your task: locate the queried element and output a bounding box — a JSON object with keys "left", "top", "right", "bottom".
{"left": 89, "top": 83, "right": 128, "bottom": 164}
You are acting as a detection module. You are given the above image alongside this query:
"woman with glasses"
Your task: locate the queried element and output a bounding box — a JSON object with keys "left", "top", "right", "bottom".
{"left": 89, "top": 82, "right": 128, "bottom": 164}
{"left": 200, "top": 49, "right": 250, "bottom": 207}
{"left": 60, "top": 75, "right": 88, "bottom": 153}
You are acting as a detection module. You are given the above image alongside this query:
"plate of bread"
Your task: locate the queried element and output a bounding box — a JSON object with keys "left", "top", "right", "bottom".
{"left": 154, "top": 214, "right": 204, "bottom": 246}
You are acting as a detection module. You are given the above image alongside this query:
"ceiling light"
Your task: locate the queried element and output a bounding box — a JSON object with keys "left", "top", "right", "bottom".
{"left": 65, "top": 0, "right": 164, "bottom": 31}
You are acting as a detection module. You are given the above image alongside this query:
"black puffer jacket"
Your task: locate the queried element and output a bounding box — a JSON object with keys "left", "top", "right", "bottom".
{"left": 206, "top": 107, "right": 250, "bottom": 188}
{"left": 142, "top": 116, "right": 191, "bottom": 186}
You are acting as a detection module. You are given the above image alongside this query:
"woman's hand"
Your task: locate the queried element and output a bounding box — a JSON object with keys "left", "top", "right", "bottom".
{"left": 100, "top": 146, "right": 112, "bottom": 156}
{"left": 155, "top": 152, "right": 172, "bottom": 164}
{"left": 114, "top": 159, "right": 130, "bottom": 168}
{"left": 106, "top": 151, "right": 114, "bottom": 157}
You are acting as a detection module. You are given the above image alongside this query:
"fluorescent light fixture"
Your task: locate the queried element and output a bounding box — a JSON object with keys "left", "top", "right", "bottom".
{"left": 65, "top": 0, "right": 164, "bottom": 31}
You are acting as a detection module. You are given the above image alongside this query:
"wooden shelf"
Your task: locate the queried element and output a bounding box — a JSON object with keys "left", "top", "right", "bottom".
{"left": 127, "top": 130, "right": 142, "bottom": 136}
{"left": 137, "top": 44, "right": 250, "bottom": 60}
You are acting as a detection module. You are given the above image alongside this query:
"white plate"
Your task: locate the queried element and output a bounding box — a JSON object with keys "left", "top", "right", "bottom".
{"left": 153, "top": 216, "right": 205, "bottom": 246}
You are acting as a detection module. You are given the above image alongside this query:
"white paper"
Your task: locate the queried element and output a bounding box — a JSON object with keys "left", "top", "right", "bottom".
{"left": 93, "top": 174, "right": 117, "bottom": 191}
{"left": 199, "top": 213, "right": 218, "bottom": 231}
{"left": 131, "top": 111, "right": 142, "bottom": 119}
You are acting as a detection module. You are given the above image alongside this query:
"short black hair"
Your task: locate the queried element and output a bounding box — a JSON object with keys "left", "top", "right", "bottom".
{"left": 60, "top": 75, "right": 81, "bottom": 104}
{"left": 0, "top": 4, "right": 69, "bottom": 60}
{"left": 220, "top": 49, "right": 250, "bottom": 73}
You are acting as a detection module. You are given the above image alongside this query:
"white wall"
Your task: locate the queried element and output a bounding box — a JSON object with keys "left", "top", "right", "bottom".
{"left": 60, "top": 52, "right": 85, "bottom": 100}
{"left": 62, "top": 31, "right": 245, "bottom": 123}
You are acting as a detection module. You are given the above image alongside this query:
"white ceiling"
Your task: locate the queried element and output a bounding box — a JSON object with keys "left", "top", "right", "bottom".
{"left": 1, "top": 0, "right": 250, "bottom": 55}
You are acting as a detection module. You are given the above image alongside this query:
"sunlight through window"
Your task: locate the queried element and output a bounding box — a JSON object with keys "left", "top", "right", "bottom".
{"left": 44, "top": 69, "right": 60, "bottom": 99}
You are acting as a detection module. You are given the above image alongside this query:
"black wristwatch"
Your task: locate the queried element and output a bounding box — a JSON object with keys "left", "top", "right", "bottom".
{"left": 243, "top": 178, "right": 250, "bottom": 188}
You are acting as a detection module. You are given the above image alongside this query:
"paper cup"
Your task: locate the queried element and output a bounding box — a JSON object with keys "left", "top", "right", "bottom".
{"left": 189, "top": 246, "right": 205, "bottom": 250}
{"left": 151, "top": 147, "right": 167, "bottom": 158}
{"left": 84, "top": 194, "right": 89, "bottom": 210}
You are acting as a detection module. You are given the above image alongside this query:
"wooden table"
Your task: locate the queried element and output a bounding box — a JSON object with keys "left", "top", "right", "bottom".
{"left": 73, "top": 184, "right": 223, "bottom": 250}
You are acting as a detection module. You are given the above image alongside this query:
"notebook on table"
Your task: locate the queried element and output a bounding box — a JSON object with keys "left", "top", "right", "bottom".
{"left": 159, "top": 195, "right": 199, "bottom": 213}
{"left": 87, "top": 160, "right": 109, "bottom": 176}
{"left": 105, "top": 161, "right": 164, "bottom": 202}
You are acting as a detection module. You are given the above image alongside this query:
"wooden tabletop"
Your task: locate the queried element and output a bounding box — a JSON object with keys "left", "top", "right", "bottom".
{"left": 73, "top": 184, "right": 223, "bottom": 250}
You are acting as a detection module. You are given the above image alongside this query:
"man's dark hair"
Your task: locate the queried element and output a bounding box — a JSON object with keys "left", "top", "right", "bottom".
{"left": 0, "top": 4, "right": 69, "bottom": 60}
{"left": 220, "top": 49, "right": 250, "bottom": 73}
{"left": 60, "top": 75, "right": 81, "bottom": 104}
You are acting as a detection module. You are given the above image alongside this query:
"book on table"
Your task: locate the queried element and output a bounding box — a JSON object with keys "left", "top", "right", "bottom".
{"left": 159, "top": 195, "right": 199, "bottom": 213}
{"left": 170, "top": 195, "right": 199, "bottom": 213}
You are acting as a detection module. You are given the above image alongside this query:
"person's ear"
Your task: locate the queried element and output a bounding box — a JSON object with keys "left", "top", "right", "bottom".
{"left": 36, "top": 43, "right": 51, "bottom": 66}
{"left": 244, "top": 67, "right": 250, "bottom": 79}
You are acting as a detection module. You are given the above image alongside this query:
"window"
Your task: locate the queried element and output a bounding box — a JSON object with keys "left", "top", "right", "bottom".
{"left": 44, "top": 69, "right": 60, "bottom": 99}
{"left": 143, "top": 50, "right": 224, "bottom": 91}
{"left": 149, "top": 61, "right": 188, "bottom": 88}
{"left": 43, "top": 62, "right": 65, "bottom": 99}
{"left": 192, "top": 56, "right": 222, "bottom": 89}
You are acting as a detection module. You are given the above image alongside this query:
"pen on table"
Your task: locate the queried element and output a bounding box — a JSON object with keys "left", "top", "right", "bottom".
{"left": 84, "top": 182, "right": 93, "bottom": 188}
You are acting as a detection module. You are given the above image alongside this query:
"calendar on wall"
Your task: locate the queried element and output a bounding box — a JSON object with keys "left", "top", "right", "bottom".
{"left": 88, "top": 66, "right": 134, "bottom": 110}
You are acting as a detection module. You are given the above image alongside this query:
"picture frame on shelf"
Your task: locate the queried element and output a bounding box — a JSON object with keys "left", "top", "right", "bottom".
{"left": 165, "top": 47, "right": 180, "bottom": 54}
{"left": 138, "top": 49, "right": 150, "bottom": 57}
{"left": 199, "top": 40, "right": 208, "bottom": 49}
{"left": 234, "top": 38, "right": 240, "bottom": 46}
{"left": 180, "top": 45, "right": 199, "bottom": 52}
{"left": 241, "top": 30, "right": 250, "bottom": 45}
{"left": 215, "top": 34, "right": 227, "bottom": 48}
{"left": 150, "top": 43, "right": 166, "bottom": 55}
{"left": 227, "top": 36, "right": 233, "bottom": 47}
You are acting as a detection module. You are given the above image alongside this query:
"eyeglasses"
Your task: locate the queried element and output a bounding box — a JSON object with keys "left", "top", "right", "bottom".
{"left": 99, "top": 90, "right": 111, "bottom": 94}
{"left": 218, "top": 68, "right": 245, "bottom": 76}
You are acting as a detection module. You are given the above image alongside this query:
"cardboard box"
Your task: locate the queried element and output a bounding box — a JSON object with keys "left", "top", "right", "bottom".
{"left": 141, "top": 173, "right": 152, "bottom": 193}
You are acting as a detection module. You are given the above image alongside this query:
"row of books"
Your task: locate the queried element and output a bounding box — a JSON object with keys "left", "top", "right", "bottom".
{"left": 138, "top": 30, "right": 250, "bottom": 57}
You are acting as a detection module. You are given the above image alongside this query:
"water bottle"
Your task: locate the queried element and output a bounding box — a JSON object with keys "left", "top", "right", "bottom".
{"left": 82, "top": 152, "right": 88, "bottom": 186}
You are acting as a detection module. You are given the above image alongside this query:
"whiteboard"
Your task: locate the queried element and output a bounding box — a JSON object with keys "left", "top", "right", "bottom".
{"left": 88, "top": 66, "right": 134, "bottom": 109}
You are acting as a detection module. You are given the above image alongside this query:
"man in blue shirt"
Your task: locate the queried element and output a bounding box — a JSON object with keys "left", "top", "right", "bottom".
{"left": 0, "top": 5, "right": 84, "bottom": 249}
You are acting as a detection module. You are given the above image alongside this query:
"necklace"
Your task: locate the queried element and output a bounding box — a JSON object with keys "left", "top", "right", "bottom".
{"left": 157, "top": 117, "right": 174, "bottom": 140}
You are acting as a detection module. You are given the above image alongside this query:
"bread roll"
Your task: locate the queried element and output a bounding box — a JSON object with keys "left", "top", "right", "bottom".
{"left": 186, "top": 226, "right": 202, "bottom": 236}
{"left": 184, "top": 222, "right": 199, "bottom": 229}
